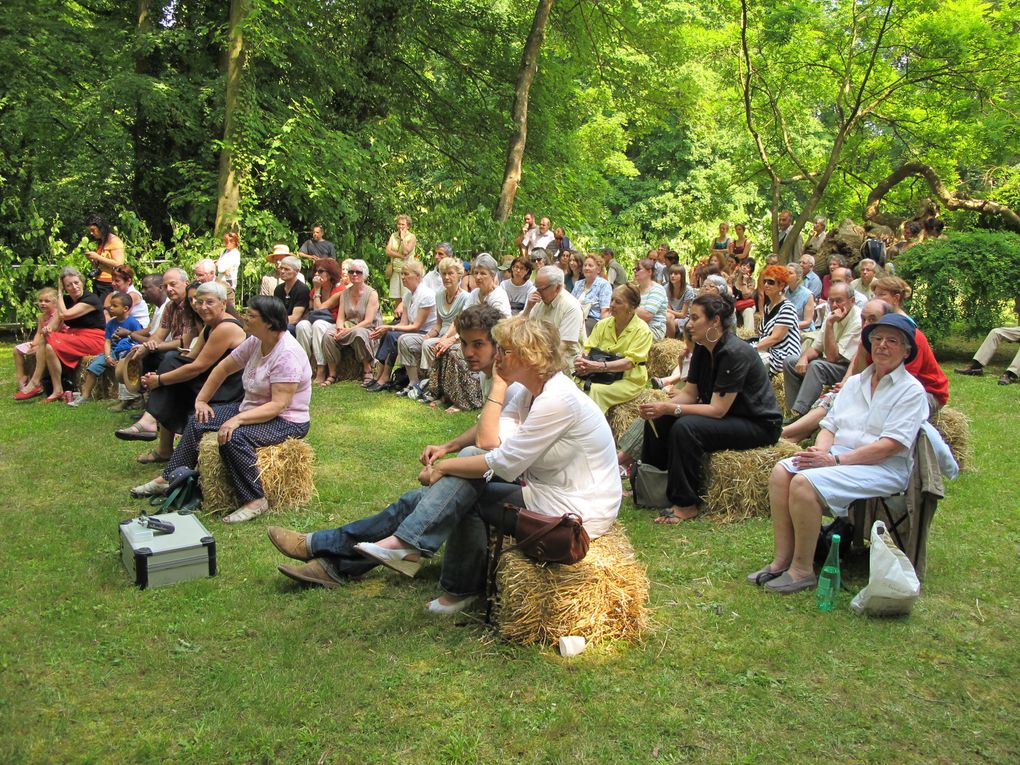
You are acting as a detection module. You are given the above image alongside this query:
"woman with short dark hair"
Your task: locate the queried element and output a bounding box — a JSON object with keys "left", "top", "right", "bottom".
{"left": 640, "top": 293, "right": 782, "bottom": 523}
{"left": 130, "top": 296, "right": 312, "bottom": 523}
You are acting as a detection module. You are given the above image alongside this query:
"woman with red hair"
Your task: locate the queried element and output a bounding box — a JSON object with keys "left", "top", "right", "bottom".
{"left": 753, "top": 264, "right": 801, "bottom": 375}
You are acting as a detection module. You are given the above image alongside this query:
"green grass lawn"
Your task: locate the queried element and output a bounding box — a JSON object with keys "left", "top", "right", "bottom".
{"left": 0, "top": 340, "right": 1018, "bottom": 764}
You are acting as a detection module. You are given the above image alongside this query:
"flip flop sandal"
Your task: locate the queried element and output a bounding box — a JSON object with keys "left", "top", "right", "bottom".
{"left": 136, "top": 450, "right": 171, "bottom": 464}
{"left": 116, "top": 423, "right": 158, "bottom": 442}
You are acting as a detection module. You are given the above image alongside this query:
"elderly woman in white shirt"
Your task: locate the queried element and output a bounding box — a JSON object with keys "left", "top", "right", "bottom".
{"left": 269, "top": 315, "right": 621, "bottom": 615}
{"left": 749, "top": 314, "right": 928, "bottom": 594}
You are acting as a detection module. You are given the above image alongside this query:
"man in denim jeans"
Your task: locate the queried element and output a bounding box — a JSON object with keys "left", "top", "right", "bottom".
{"left": 267, "top": 305, "right": 512, "bottom": 589}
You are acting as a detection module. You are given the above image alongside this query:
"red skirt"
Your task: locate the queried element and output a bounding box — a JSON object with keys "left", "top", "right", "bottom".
{"left": 47, "top": 328, "right": 105, "bottom": 368}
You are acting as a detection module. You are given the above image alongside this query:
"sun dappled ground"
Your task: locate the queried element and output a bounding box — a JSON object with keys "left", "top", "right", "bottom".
{"left": 0, "top": 340, "right": 1018, "bottom": 765}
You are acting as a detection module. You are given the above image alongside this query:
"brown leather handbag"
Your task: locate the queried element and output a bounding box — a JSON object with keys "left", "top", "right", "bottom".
{"left": 502, "top": 504, "right": 590, "bottom": 565}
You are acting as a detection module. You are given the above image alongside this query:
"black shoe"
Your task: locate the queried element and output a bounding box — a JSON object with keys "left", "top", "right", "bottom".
{"left": 954, "top": 365, "right": 984, "bottom": 376}
{"left": 364, "top": 381, "right": 384, "bottom": 392}
{"left": 998, "top": 372, "right": 1018, "bottom": 385}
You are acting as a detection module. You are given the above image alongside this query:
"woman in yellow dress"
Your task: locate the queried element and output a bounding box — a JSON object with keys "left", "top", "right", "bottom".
{"left": 573, "top": 283, "right": 652, "bottom": 413}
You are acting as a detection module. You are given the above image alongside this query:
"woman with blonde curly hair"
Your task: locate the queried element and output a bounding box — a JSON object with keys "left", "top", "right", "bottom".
{"left": 269, "top": 314, "right": 621, "bottom": 614}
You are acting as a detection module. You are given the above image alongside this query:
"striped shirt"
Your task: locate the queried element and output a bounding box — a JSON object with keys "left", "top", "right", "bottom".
{"left": 759, "top": 299, "right": 802, "bottom": 374}
{"left": 639, "top": 282, "right": 668, "bottom": 341}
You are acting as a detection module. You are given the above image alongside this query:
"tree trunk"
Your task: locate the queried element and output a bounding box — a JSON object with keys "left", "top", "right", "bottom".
{"left": 132, "top": 0, "right": 161, "bottom": 239}
{"left": 492, "top": 0, "right": 555, "bottom": 223}
{"left": 214, "top": 0, "right": 249, "bottom": 237}
{"left": 864, "top": 161, "right": 1020, "bottom": 232}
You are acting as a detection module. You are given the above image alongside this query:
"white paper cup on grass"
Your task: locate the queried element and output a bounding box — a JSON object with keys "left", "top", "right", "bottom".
{"left": 558, "top": 636, "right": 586, "bottom": 657}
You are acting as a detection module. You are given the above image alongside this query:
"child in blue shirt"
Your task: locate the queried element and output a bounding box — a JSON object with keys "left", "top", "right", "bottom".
{"left": 73, "top": 291, "right": 143, "bottom": 405}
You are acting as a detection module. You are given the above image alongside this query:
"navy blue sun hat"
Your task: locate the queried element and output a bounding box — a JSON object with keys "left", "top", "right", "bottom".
{"left": 861, "top": 313, "right": 918, "bottom": 365}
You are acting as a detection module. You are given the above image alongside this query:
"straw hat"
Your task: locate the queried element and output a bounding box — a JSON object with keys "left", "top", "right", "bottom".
{"left": 265, "top": 243, "right": 294, "bottom": 264}
{"left": 116, "top": 355, "right": 144, "bottom": 394}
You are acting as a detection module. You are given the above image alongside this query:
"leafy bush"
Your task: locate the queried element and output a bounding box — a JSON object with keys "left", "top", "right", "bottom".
{"left": 896, "top": 230, "right": 1020, "bottom": 342}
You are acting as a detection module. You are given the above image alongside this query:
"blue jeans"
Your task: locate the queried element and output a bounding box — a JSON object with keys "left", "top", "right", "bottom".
{"left": 438, "top": 482, "right": 523, "bottom": 596}
{"left": 308, "top": 477, "right": 525, "bottom": 591}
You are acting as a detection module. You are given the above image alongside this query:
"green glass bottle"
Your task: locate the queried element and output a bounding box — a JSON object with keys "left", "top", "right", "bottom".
{"left": 815, "top": 533, "right": 841, "bottom": 612}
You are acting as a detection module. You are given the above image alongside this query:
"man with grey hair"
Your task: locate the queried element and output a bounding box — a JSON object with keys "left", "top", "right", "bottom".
{"left": 831, "top": 267, "right": 867, "bottom": 309}
{"left": 113, "top": 266, "right": 190, "bottom": 415}
{"left": 193, "top": 259, "right": 217, "bottom": 283}
{"left": 525, "top": 265, "right": 585, "bottom": 367}
{"left": 423, "top": 242, "right": 453, "bottom": 295}
{"left": 783, "top": 281, "right": 862, "bottom": 420}
{"left": 799, "top": 253, "right": 823, "bottom": 299}
{"left": 805, "top": 216, "right": 828, "bottom": 254}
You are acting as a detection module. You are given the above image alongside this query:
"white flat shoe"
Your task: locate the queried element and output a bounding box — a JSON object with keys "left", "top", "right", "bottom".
{"left": 223, "top": 499, "right": 269, "bottom": 523}
{"left": 353, "top": 541, "right": 422, "bottom": 577}
{"left": 130, "top": 479, "right": 168, "bottom": 498}
{"left": 425, "top": 595, "right": 475, "bottom": 615}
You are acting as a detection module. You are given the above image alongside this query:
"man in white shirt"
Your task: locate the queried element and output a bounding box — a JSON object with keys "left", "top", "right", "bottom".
{"left": 531, "top": 217, "right": 555, "bottom": 252}
{"left": 783, "top": 283, "right": 862, "bottom": 418}
{"left": 515, "top": 212, "right": 537, "bottom": 259}
{"left": 422, "top": 242, "right": 451, "bottom": 296}
{"left": 800, "top": 253, "right": 823, "bottom": 300}
{"left": 524, "top": 265, "right": 585, "bottom": 367}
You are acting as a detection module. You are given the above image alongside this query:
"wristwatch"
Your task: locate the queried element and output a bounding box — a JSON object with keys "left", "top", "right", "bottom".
{"left": 673, "top": 405, "right": 683, "bottom": 417}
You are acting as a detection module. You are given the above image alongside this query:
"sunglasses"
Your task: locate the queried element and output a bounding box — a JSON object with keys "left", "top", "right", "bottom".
{"left": 313, "top": 269, "right": 327, "bottom": 274}
{"left": 348, "top": 270, "right": 364, "bottom": 275}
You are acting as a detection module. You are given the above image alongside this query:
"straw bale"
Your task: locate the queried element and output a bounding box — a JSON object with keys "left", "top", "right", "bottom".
{"left": 76, "top": 356, "right": 117, "bottom": 399}
{"left": 770, "top": 371, "right": 787, "bottom": 415}
{"left": 495, "top": 524, "right": 649, "bottom": 646}
{"left": 929, "top": 406, "right": 971, "bottom": 471}
{"left": 198, "top": 433, "right": 315, "bottom": 514}
{"left": 701, "top": 439, "right": 800, "bottom": 522}
{"left": 607, "top": 389, "right": 668, "bottom": 442}
{"left": 735, "top": 325, "right": 757, "bottom": 341}
{"left": 332, "top": 348, "right": 364, "bottom": 381}
{"left": 647, "top": 339, "right": 686, "bottom": 379}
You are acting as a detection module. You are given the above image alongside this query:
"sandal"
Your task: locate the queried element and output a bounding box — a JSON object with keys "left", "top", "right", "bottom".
{"left": 318, "top": 376, "right": 336, "bottom": 388}
{"left": 136, "top": 450, "right": 171, "bottom": 465}
{"left": 115, "top": 423, "right": 158, "bottom": 442}
{"left": 42, "top": 393, "right": 64, "bottom": 403}
{"left": 654, "top": 507, "right": 698, "bottom": 524}
{"left": 223, "top": 498, "right": 269, "bottom": 523}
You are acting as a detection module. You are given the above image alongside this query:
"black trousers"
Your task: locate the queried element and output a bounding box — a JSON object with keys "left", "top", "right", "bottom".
{"left": 641, "top": 414, "right": 780, "bottom": 507}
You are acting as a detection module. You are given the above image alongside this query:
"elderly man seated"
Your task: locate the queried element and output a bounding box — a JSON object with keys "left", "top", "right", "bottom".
{"left": 955, "top": 308, "right": 1020, "bottom": 385}
{"left": 524, "top": 265, "right": 585, "bottom": 368}
{"left": 749, "top": 313, "right": 928, "bottom": 594}
{"left": 784, "top": 282, "right": 861, "bottom": 420}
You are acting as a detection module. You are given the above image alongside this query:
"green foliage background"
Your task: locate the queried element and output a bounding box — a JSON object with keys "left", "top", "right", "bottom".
{"left": 1, "top": 0, "right": 1018, "bottom": 327}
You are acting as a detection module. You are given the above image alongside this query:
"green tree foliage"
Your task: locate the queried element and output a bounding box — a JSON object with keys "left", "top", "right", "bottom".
{"left": 1, "top": 0, "right": 1018, "bottom": 326}
{"left": 896, "top": 231, "right": 1020, "bottom": 342}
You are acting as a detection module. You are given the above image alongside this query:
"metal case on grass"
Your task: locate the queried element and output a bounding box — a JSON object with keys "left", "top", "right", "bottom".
{"left": 119, "top": 511, "right": 217, "bottom": 589}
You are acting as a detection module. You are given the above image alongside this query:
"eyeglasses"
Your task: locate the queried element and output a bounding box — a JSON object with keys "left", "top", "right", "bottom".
{"left": 762, "top": 278, "right": 777, "bottom": 286}
{"left": 496, "top": 346, "right": 514, "bottom": 357}
{"left": 535, "top": 283, "right": 555, "bottom": 292}
{"left": 870, "top": 335, "right": 903, "bottom": 347}
{"left": 348, "top": 270, "right": 363, "bottom": 276}
{"left": 313, "top": 269, "right": 327, "bottom": 274}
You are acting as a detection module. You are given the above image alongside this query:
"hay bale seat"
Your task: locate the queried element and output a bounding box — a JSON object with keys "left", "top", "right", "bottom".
{"left": 700, "top": 439, "right": 801, "bottom": 522}
{"left": 331, "top": 347, "right": 366, "bottom": 382}
{"left": 930, "top": 406, "right": 971, "bottom": 471}
{"left": 197, "top": 433, "right": 315, "bottom": 514}
{"left": 607, "top": 389, "right": 669, "bottom": 442}
{"left": 494, "top": 524, "right": 649, "bottom": 646}
{"left": 770, "top": 371, "right": 787, "bottom": 415}
{"left": 647, "top": 339, "right": 686, "bottom": 379}
{"left": 76, "top": 355, "right": 117, "bottom": 400}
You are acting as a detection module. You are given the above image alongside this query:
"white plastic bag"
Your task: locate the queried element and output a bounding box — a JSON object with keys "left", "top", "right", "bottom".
{"left": 850, "top": 521, "right": 921, "bottom": 617}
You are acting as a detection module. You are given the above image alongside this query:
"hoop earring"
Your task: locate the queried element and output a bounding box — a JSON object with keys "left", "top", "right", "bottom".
{"left": 706, "top": 326, "right": 722, "bottom": 344}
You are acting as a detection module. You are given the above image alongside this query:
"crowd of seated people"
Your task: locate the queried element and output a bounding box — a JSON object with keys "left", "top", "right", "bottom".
{"left": 10, "top": 209, "right": 975, "bottom": 604}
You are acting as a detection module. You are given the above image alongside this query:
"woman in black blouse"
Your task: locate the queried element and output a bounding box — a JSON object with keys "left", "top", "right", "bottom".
{"left": 640, "top": 292, "right": 782, "bottom": 523}
{"left": 16, "top": 267, "right": 106, "bottom": 402}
